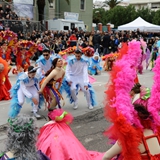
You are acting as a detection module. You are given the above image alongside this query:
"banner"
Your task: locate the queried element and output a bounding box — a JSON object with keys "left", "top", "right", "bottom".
{"left": 13, "top": 0, "right": 33, "bottom": 5}
{"left": 64, "top": 12, "right": 79, "bottom": 21}
{"left": 14, "top": 3, "right": 33, "bottom": 19}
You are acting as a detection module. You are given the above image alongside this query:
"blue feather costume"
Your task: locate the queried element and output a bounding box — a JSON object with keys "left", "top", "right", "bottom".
{"left": 9, "top": 72, "right": 44, "bottom": 118}
{"left": 88, "top": 52, "right": 102, "bottom": 75}
{"left": 61, "top": 56, "right": 97, "bottom": 107}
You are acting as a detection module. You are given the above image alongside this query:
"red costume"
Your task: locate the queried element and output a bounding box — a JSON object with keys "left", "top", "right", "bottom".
{"left": 0, "top": 57, "right": 11, "bottom": 100}
{"left": 0, "top": 31, "right": 17, "bottom": 73}
{"left": 13, "top": 40, "right": 37, "bottom": 74}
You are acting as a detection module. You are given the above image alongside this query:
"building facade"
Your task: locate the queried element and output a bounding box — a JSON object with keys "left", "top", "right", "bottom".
{"left": 93, "top": 0, "right": 129, "bottom": 11}
{"left": 56, "top": 0, "right": 93, "bottom": 31}
{"left": 129, "top": 0, "right": 160, "bottom": 11}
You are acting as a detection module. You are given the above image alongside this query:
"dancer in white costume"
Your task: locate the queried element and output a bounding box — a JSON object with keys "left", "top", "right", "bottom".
{"left": 36, "top": 48, "right": 60, "bottom": 77}
{"left": 9, "top": 66, "right": 42, "bottom": 118}
{"left": 65, "top": 48, "right": 96, "bottom": 110}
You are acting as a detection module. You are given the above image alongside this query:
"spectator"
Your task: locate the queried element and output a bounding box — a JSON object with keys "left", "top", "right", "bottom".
{"left": 92, "top": 30, "right": 101, "bottom": 53}
{"left": 102, "top": 32, "right": 110, "bottom": 55}
{"left": 68, "top": 33, "right": 77, "bottom": 47}
{"left": 0, "top": 4, "right": 3, "bottom": 11}
{"left": 5, "top": 5, "right": 11, "bottom": 13}
{"left": 26, "top": 17, "right": 31, "bottom": 32}
{"left": 0, "top": 21, "right": 3, "bottom": 31}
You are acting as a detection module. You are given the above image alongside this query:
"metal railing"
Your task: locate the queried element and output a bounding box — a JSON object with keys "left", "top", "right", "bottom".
{"left": 0, "top": 19, "right": 46, "bottom": 33}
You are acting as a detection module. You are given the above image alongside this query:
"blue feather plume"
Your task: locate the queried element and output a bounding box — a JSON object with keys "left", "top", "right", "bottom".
{"left": 9, "top": 84, "right": 22, "bottom": 118}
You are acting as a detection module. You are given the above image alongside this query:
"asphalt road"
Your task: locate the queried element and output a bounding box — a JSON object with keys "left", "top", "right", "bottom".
{"left": 0, "top": 67, "right": 154, "bottom": 153}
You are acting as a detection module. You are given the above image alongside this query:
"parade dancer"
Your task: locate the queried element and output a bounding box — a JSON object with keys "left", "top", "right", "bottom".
{"left": 12, "top": 40, "right": 37, "bottom": 74}
{"left": 36, "top": 47, "right": 60, "bottom": 77}
{"left": 88, "top": 49, "right": 102, "bottom": 75}
{"left": 0, "top": 31, "right": 17, "bottom": 70}
{"left": 137, "top": 39, "right": 147, "bottom": 74}
{"left": 37, "top": 109, "right": 104, "bottom": 160}
{"left": 65, "top": 48, "right": 97, "bottom": 110}
{"left": 0, "top": 57, "right": 11, "bottom": 100}
{"left": 0, "top": 41, "right": 11, "bottom": 62}
{"left": 39, "top": 57, "right": 65, "bottom": 111}
{"left": 9, "top": 66, "right": 43, "bottom": 118}
{"left": 102, "top": 41, "right": 160, "bottom": 160}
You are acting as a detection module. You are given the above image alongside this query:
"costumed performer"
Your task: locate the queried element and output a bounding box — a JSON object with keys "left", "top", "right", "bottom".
{"left": 9, "top": 66, "right": 43, "bottom": 119}
{"left": 59, "top": 45, "right": 96, "bottom": 84}
{"left": 37, "top": 109, "right": 104, "bottom": 160}
{"left": 102, "top": 42, "right": 129, "bottom": 72}
{"left": 36, "top": 47, "right": 61, "bottom": 77}
{"left": 137, "top": 39, "right": 147, "bottom": 74}
{"left": 0, "top": 31, "right": 17, "bottom": 71}
{"left": 88, "top": 49, "right": 102, "bottom": 75}
{"left": 150, "top": 43, "right": 158, "bottom": 69}
{"left": 65, "top": 46, "right": 97, "bottom": 110}
{"left": 0, "top": 41, "right": 11, "bottom": 69}
{"left": 102, "top": 103, "right": 160, "bottom": 160}
{"left": 38, "top": 57, "right": 65, "bottom": 111}
{"left": 145, "top": 48, "right": 151, "bottom": 70}
{"left": 130, "top": 83, "right": 151, "bottom": 109}
{"left": 102, "top": 41, "right": 160, "bottom": 160}
{"left": 0, "top": 57, "right": 11, "bottom": 100}
{"left": 0, "top": 114, "right": 49, "bottom": 160}
{"left": 102, "top": 53, "right": 119, "bottom": 71}
{"left": 12, "top": 40, "right": 37, "bottom": 74}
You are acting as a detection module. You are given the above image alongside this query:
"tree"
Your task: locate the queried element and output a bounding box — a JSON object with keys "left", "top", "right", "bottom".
{"left": 136, "top": 7, "right": 153, "bottom": 23}
{"left": 152, "top": 9, "right": 160, "bottom": 25}
{"left": 105, "top": 5, "right": 137, "bottom": 28}
{"left": 93, "top": 8, "right": 107, "bottom": 25}
{"left": 103, "top": 0, "right": 122, "bottom": 9}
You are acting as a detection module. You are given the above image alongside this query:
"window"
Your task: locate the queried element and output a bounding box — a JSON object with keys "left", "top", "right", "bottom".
{"left": 48, "top": 0, "right": 54, "bottom": 8}
{"left": 80, "top": 0, "right": 85, "bottom": 10}
{"left": 64, "top": 26, "right": 69, "bottom": 30}
{"left": 151, "top": 3, "right": 160, "bottom": 9}
{"left": 71, "top": 23, "right": 75, "bottom": 29}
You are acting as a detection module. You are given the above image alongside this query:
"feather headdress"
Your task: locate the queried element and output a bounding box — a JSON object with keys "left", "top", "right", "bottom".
{"left": 0, "top": 30, "right": 17, "bottom": 47}
{"left": 15, "top": 40, "right": 37, "bottom": 57}
{"left": 104, "top": 41, "right": 142, "bottom": 160}
{"left": 148, "top": 57, "right": 160, "bottom": 127}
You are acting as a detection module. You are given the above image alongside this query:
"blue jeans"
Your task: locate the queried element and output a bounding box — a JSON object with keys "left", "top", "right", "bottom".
{"left": 94, "top": 44, "right": 100, "bottom": 53}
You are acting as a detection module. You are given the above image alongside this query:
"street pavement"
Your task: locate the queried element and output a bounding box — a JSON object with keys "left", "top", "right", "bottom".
{"left": 0, "top": 66, "right": 154, "bottom": 152}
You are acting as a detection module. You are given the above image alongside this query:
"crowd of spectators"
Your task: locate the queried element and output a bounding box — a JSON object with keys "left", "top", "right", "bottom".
{"left": 0, "top": 3, "right": 159, "bottom": 63}
{"left": 21, "top": 29, "right": 160, "bottom": 61}
{"left": 0, "top": 3, "right": 34, "bottom": 33}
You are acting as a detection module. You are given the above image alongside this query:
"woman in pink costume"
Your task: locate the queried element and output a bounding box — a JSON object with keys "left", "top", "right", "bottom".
{"left": 37, "top": 109, "right": 104, "bottom": 160}
{"left": 102, "top": 41, "right": 160, "bottom": 160}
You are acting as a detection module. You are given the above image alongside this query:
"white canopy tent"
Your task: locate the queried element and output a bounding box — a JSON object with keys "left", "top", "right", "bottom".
{"left": 118, "top": 17, "right": 160, "bottom": 32}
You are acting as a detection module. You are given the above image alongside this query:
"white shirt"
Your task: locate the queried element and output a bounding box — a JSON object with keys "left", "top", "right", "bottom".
{"left": 37, "top": 58, "right": 52, "bottom": 76}
{"left": 66, "top": 59, "right": 89, "bottom": 85}
{"left": 19, "top": 72, "right": 37, "bottom": 99}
